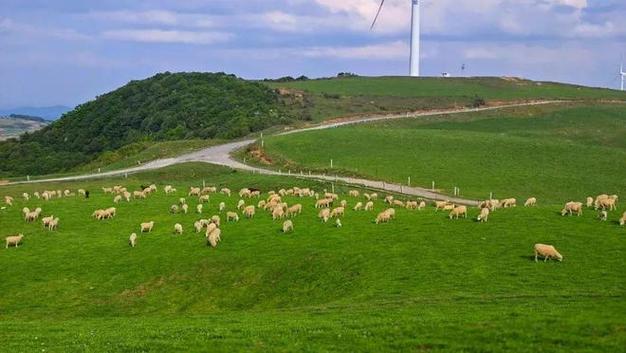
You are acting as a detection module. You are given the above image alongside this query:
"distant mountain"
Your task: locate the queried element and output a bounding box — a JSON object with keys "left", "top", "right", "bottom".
{"left": 0, "top": 115, "right": 49, "bottom": 141}
{"left": 1, "top": 114, "right": 48, "bottom": 123}
{"left": 0, "top": 105, "right": 72, "bottom": 120}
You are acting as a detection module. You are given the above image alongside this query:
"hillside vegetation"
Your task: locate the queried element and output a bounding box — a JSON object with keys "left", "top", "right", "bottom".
{"left": 0, "top": 164, "right": 624, "bottom": 352}
{"left": 248, "top": 103, "right": 626, "bottom": 202}
{"left": 0, "top": 72, "right": 293, "bottom": 176}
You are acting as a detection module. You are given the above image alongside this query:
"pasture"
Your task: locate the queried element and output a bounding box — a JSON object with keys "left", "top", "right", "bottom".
{"left": 0, "top": 163, "right": 624, "bottom": 352}
{"left": 255, "top": 103, "right": 626, "bottom": 202}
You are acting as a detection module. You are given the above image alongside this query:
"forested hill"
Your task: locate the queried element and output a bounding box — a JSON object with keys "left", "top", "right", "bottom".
{"left": 0, "top": 72, "right": 292, "bottom": 176}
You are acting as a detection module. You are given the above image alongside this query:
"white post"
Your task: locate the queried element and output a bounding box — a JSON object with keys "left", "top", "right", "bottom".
{"left": 330, "top": 159, "right": 333, "bottom": 168}
{"left": 490, "top": 192, "right": 493, "bottom": 200}
{"left": 408, "top": 176, "right": 411, "bottom": 187}
{"left": 125, "top": 173, "right": 128, "bottom": 179}
{"left": 27, "top": 175, "right": 30, "bottom": 181}
{"left": 332, "top": 183, "right": 335, "bottom": 193}
{"left": 261, "top": 132, "right": 264, "bottom": 148}
{"left": 432, "top": 181, "right": 435, "bottom": 191}
{"left": 409, "top": 0, "right": 421, "bottom": 77}
{"left": 203, "top": 179, "right": 206, "bottom": 188}
{"left": 98, "top": 168, "right": 101, "bottom": 173}
{"left": 288, "top": 170, "right": 291, "bottom": 175}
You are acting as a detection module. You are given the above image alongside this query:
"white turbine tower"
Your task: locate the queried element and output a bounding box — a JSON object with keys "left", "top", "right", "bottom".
{"left": 371, "top": 0, "right": 421, "bottom": 77}
{"left": 621, "top": 62, "right": 626, "bottom": 91}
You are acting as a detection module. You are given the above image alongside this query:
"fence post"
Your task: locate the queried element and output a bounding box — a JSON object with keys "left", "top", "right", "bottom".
{"left": 27, "top": 175, "right": 30, "bottom": 181}
{"left": 490, "top": 192, "right": 493, "bottom": 200}
{"left": 432, "top": 181, "right": 435, "bottom": 191}
{"left": 408, "top": 176, "right": 411, "bottom": 187}
{"left": 330, "top": 159, "right": 333, "bottom": 168}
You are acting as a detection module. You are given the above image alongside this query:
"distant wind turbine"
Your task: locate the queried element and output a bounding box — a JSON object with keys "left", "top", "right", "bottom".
{"left": 371, "top": 0, "right": 421, "bottom": 77}
{"left": 621, "top": 62, "right": 626, "bottom": 91}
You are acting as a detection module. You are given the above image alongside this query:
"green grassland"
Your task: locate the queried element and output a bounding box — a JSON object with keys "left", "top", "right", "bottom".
{"left": 253, "top": 103, "right": 626, "bottom": 202}
{"left": 0, "top": 163, "right": 625, "bottom": 352}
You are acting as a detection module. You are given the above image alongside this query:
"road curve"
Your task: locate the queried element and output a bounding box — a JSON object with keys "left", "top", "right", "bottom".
{"left": 5, "top": 101, "right": 563, "bottom": 205}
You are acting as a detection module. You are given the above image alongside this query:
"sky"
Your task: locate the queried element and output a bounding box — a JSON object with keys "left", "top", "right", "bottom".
{"left": 1, "top": 0, "right": 625, "bottom": 108}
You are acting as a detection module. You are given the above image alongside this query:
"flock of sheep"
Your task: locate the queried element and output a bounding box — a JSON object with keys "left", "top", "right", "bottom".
{"left": 2, "top": 184, "right": 623, "bottom": 262}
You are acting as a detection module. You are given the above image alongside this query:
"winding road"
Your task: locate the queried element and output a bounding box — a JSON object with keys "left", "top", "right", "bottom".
{"left": 5, "top": 101, "right": 562, "bottom": 205}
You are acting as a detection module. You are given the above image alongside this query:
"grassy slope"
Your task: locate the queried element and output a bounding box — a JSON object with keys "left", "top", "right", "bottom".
{"left": 255, "top": 103, "right": 626, "bottom": 202}
{"left": 0, "top": 163, "right": 625, "bottom": 352}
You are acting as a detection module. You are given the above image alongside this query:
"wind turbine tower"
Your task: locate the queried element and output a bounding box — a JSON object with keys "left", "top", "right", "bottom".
{"left": 372, "top": 0, "right": 421, "bottom": 77}
{"left": 621, "top": 63, "right": 626, "bottom": 91}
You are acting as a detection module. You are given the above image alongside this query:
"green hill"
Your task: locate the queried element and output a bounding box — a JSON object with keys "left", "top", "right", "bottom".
{"left": 0, "top": 164, "right": 624, "bottom": 352}
{"left": 0, "top": 72, "right": 294, "bottom": 177}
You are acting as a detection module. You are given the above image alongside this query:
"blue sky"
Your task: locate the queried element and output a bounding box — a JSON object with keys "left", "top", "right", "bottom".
{"left": 1, "top": 0, "right": 625, "bottom": 108}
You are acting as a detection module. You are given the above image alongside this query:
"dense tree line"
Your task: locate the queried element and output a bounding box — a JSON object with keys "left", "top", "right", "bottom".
{"left": 0, "top": 72, "right": 295, "bottom": 176}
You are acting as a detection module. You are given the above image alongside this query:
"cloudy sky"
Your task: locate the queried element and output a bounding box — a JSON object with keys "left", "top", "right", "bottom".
{"left": 1, "top": 0, "right": 625, "bottom": 108}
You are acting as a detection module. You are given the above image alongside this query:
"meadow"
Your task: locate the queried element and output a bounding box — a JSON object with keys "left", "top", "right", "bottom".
{"left": 255, "top": 103, "right": 626, "bottom": 203}
{"left": 1, "top": 163, "right": 624, "bottom": 352}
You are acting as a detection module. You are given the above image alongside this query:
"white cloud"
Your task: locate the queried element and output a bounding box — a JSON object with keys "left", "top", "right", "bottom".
{"left": 102, "top": 29, "right": 233, "bottom": 44}
{"left": 301, "top": 41, "right": 409, "bottom": 59}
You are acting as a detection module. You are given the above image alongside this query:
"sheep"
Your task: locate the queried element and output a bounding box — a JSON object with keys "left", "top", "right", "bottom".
{"left": 251, "top": 190, "right": 261, "bottom": 198}
{"left": 619, "top": 212, "right": 626, "bottom": 226}
{"left": 524, "top": 197, "right": 537, "bottom": 207}
{"left": 129, "top": 233, "right": 137, "bottom": 247}
{"left": 272, "top": 207, "right": 285, "bottom": 220}
{"left": 22, "top": 207, "right": 30, "bottom": 218}
{"left": 105, "top": 207, "right": 116, "bottom": 218}
{"left": 179, "top": 197, "right": 187, "bottom": 205}
{"left": 477, "top": 207, "right": 490, "bottom": 223}
{"left": 385, "top": 195, "right": 394, "bottom": 205}
{"left": 113, "top": 195, "right": 122, "bottom": 203}
{"left": 196, "top": 204, "right": 203, "bottom": 214}
{"left": 353, "top": 202, "right": 363, "bottom": 211}
{"left": 442, "top": 204, "right": 455, "bottom": 212}
{"left": 364, "top": 201, "right": 374, "bottom": 211}
{"left": 282, "top": 220, "right": 294, "bottom": 233}
{"left": 140, "top": 221, "right": 154, "bottom": 233}
{"left": 5, "top": 234, "right": 24, "bottom": 248}
{"left": 318, "top": 208, "right": 331, "bottom": 223}
{"left": 237, "top": 199, "right": 246, "bottom": 210}
{"left": 102, "top": 187, "right": 113, "bottom": 194}
{"left": 22, "top": 192, "right": 29, "bottom": 201}
{"left": 449, "top": 206, "right": 468, "bottom": 220}
{"left": 349, "top": 190, "right": 360, "bottom": 197}
{"left": 149, "top": 184, "right": 157, "bottom": 192}
{"left": 42, "top": 192, "right": 50, "bottom": 201}
{"left": 244, "top": 205, "right": 256, "bottom": 218}
{"left": 42, "top": 215, "right": 54, "bottom": 228}
{"left": 123, "top": 191, "right": 131, "bottom": 202}
{"left": 207, "top": 228, "right": 221, "bottom": 248}
{"left": 597, "top": 197, "right": 616, "bottom": 211}
{"left": 534, "top": 244, "right": 563, "bottom": 262}
{"left": 219, "top": 202, "right": 226, "bottom": 212}
{"left": 188, "top": 187, "right": 201, "bottom": 196}
{"left": 364, "top": 193, "right": 371, "bottom": 201}
{"left": 330, "top": 207, "right": 345, "bottom": 218}
{"left": 287, "top": 204, "right": 302, "bottom": 217}
{"left": 501, "top": 198, "right": 517, "bottom": 208}
{"left": 34, "top": 191, "right": 41, "bottom": 199}
{"left": 179, "top": 204, "right": 188, "bottom": 214}
{"left": 257, "top": 200, "right": 266, "bottom": 209}
{"left": 561, "top": 202, "right": 583, "bottom": 216}
{"left": 174, "top": 223, "right": 183, "bottom": 235}
{"left": 599, "top": 210, "right": 608, "bottom": 221}
{"left": 211, "top": 215, "right": 221, "bottom": 227}
{"left": 340, "top": 200, "right": 347, "bottom": 208}
{"left": 594, "top": 194, "right": 609, "bottom": 209}
{"left": 434, "top": 201, "right": 450, "bottom": 211}
{"left": 405, "top": 201, "right": 418, "bottom": 210}
{"left": 324, "top": 192, "right": 338, "bottom": 200}
{"left": 170, "top": 205, "right": 179, "bottom": 214}
{"left": 201, "top": 186, "right": 217, "bottom": 194}
{"left": 48, "top": 217, "right": 59, "bottom": 231}
{"left": 315, "top": 199, "right": 332, "bottom": 208}
{"left": 64, "top": 189, "right": 72, "bottom": 197}
{"left": 384, "top": 208, "right": 396, "bottom": 219}
{"left": 164, "top": 185, "right": 174, "bottom": 194}
{"left": 375, "top": 211, "right": 390, "bottom": 224}
{"left": 206, "top": 223, "right": 218, "bottom": 236}
{"left": 220, "top": 188, "right": 231, "bottom": 196}
{"left": 370, "top": 193, "right": 378, "bottom": 200}
{"left": 226, "top": 211, "right": 240, "bottom": 222}
{"left": 586, "top": 197, "right": 594, "bottom": 208}
{"left": 194, "top": 221, "right": 204, "bottom": 233}
{"left": 335, "top": 219, "right": 342, "bottom": 228}
{"left": 4, "top": 196, "right": 13, "bottom": 206}
{"left": 418, "top": 201, "right": 426, "bottom": 210}
{"left": 199, "top": 195, "right": 210, "bottom": 204}
{"left": 239, "top": 188, "right": 251, "bottom": 198}
{"left": 393, "top": 200, "right": 405, "bottom": 208}
{"left": 133, "top": 191, "right": 145, "bottom": 199}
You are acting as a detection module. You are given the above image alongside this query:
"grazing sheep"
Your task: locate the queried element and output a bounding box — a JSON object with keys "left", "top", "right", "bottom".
{"left": 524, "top": 197, "right": 537, "bottom": 207}
{"left": 244, "top": 205, "right": 255, "bottom": 218}
{"left": 180, "top": 204, "right": 188, "bottom": 214}
{"left": 385, "top": 195, "right": 394, "bottom": 205}
{"left": 250, "top": 190, "right": 261, "bottom": 198}
{"left": 502, "top": 198, "right": 517, "bottom": 208}
{"left": 594, "top": 194, "right": 609, "bottom": 209}
{"left": 375, "top": 211, "right": 390, "bottom": 224}
{"left": 140, "top": 221, "right": 155, "bottom": 233}
{"left": 170, "top": 205, "right": 179, "bottom": 214}
{"left": 206, "top": 223, "right": 217, "bottom": 237}
{"left": 370, "top": 193, "right": 378, "bottom": 200}
{"left": 586, "top": 197, "right": 594, "bottom": 208}
{"left": 194, "top": 221, "right": 204, "bottom": 233}
{"left": 22, "top": 207, "right": 30, "bottom": 217}
{"left": 4, "top": 196, "right": 14, "bottom": 206}
{"left": 174, "top": 223, "right": 183, "bottom": 235}
{"left": 201, "top": 186, "right": 217, "bottom": 194}
{"left": 315, "top": 198, "right": 332, "bottom": 208}
{"left": 449, "top": 206, "right": 468, "bottom": 220}
{"left": 196, "top": 204, "right": 203, "bottom": 214}
{"left": 179, "top": 198, "right": 187, "bottom": 205}
{"left": 599, "top": 210, "right": 608, "bottom": 221}
{"left": 42, "top": 215, "right": 54, "bottom": 228}
{"left": 282, "top": 220, "right": 294, "bottom": 233}
{"left": 164, "top": 185, "right": 173, "bottom": 194}
{"left": 211, "top": 215, "right": 221, "bottom": 227}
{"left": 287, "top": 204, "right": 302, "bottom": 217}
{"left": 272, "top": 207, "right": 285, "bottom": 220}
{"left": 393, "top": 200, "right": 405, "bottom": 208}
{"left": 597, "top": 197, "right": 616, "bottom": 211}
{"left": 258, "top": 200, "right": 266, "bottom": 209}
{"left": 123, "top": 191, "right": 131, "bottom": 202}
{"left": 207, "top": 228, "right": 221, "bottom": 248}
{"left": 48, "top": 218, "right": 59, "bottom": 231}
{"left": 364, "top": 193, "right": 371, "bottom": 201}
{"left": 340, "top": 200, "right": 347, "bottom": 208}
{"left": 129, "top": 233, "right": 137, "bottom": 247}
{"left": 534, "top": 244, "right": 563, "bottom": 262}
{"left": 133, "top": 191, "right": 145, "bottom": 199}
{"left": 349, "top": 190, "right": 360, "bottom": 197}
{"left": 102, "top": 187, "right": 113, "bottom": 194}
{"left": 364, "top": 201, "right": 374, "bottom": 211}
{"left": 318, "top": 208, "right": 331, "bottom": 223}
{"left": 405, "top": 201, "right": 418, "bottom": 210}
{"left": 22, "top": 193, "right": 29, "bottom": 201}
{"left": 188, "top": 187, "right": 201, "bottom": 196}
{"left": 220, "top": 188, "right": 231, "bottom": 196}
{"left": 105, "top": 207, "right": 117, "bottom": 218}
{"left": 239, "top": 188, "right": 251, "bottom": 198}
{"left": 226, "top": 211, "right": 240, "bottom": 222}
{"left": 114, "top": 195, "right": 122, "bottom": 203}
{"left": 237, "top": 199, "right": 246, "bottom": 210}
{"left": 619, "top": 212, "right": 626, "bottom": 226}
{"left": 353, "top": 202, "right": 363, "bottom": 211}
{"left": 219, "top": 202, "right": 226, "bottom": 212}
{"left": 442, "top": 204, "right": 456, "bottom": 212}
{"left": 335, "top": 219, "right": 342, "bottom": 228}
{"left": 561, "top": 202, "right": 583, "bottom": 216}
{"left": 384, "top": 208, "right": 396, "bottom": 219}
{"left": 418, "top": 201, "right": 426, "bottom": 210}
{"left": 434, "top": 201, "right": 450, "bottom": 212}
{"left": 477, "top": 207, "right": 490, "bottom": 222}
{"left": 199, "top": 195, "right": 210, "bottom": 204}
{"left": 330, "top": 207, "right": 345, "bottom": 218}
{"left": 5, "top": 234, "right": 24, "bottom": 248}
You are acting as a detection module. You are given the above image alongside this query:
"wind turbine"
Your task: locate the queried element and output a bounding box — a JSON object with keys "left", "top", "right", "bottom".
{"left": 371, "top": 0, "right": 421, "bottom": 77}
{"left": 621, "top": 62, "right": 626, "bottom": 91}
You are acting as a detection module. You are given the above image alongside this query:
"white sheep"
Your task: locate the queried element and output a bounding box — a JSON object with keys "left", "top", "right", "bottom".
{"left": 179, "top": 197, "right": 187, "bottom": 205}
{"left": 335, "top": 219, "right": 342, "bottom": 228}
{"left": 114, "top": 195, "right": 122, "bottom": 203}
{"left": 5, "top": 234, "right": 24, "bottom": 248}
{"left": 619, "top": 212, "right": 626, "bottom": 226}
{"left": 330, "top": 207, "right": 345, "bottom": 218}
{"left": 188, "top": 187, "right": 201, "bottom": 196}
{"left": 174, "top": 223, "right": 183, "bottom": 235}
{"left": 318, "top": 208, "right": 330, "bottom": 223}
{"left": 207, "top": 228, "right": 221, "bottom": 248}
{"left": 226, "top": 211, "right": 240, "bottom": 222}
{"left": 349, "top": 190, "right": 360, "bottom": 197}
{"left": 524, "top": 197, "right": 537, "bottom": 207}
{"left": 477, "top": 207, "right": 490, "bottom": 223}
{"left": 48, "top": 217, "right": 59, "bottom": 231}
{"left": 534, "top": 244, "right": 563, "bottom": 262}
{"left": 181, "top": 204, "right": 189, "bottom": 214}
{"left": 199, "top": 195, "right": 210, "bottom": 203}
{"left": 194, "top": 221, "right": 204, "bottom": 233}
{"left": 282, "top": 220, "right": 294, "bottom": 233}
{"left": 353, "top": 202, "right": 363, "bottom": 211}
{"left": 586, "top": 197, "right": 594, "bottom": 208}
{"left": 561, "top": 202, "right": 583, "bottom": 216}
{"left": 22, "top": 193, "right": 29, "bottom": 201}
{"left": 272, "top": 207, "right": 285, "bottom": 220}
{"left": 129, "top": 233, "right": 137, "bottom": 247}
{"left": 197, "top": 204, "right": 203, "bottom": 214}
{"left": 140, "top": 221, "right": 154, "bottom": 233}
{"left": 170, "top": 205, "right": 179, "bottom": 214}
{"left": 211, "top": 215, "right": 221, "bottom": 227}
{"left": 287, "top": 204, "right": 302, "bottom": 217}
{"left": 237, "top": 199, "right": 246, "bottom": 210}
{"left": 449, "top": 206, "right": 468, "bottom": 220}
{"left": 375, "top": 211, "right": 390, "bottom": 224}
{"left": 244, "top": 205, "right": 255, "bottom": 218}
{"left": 220, "top": 188, "right": 231, "bottom": 196}
{"left": 219, "top": 202, "right": 226, "bottom": 212}
{"left": 599, "top": 210, "right": 608, "bottom": 221}
{"left": 364, "top": 201, "right": 374, "bottom": 211}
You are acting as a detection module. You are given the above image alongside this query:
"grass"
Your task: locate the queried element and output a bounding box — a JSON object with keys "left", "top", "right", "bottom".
{"left": 252, "top": 103, "right": 626, "bottom": 202}
{"left": 0, "top": 163, "right": 625, "bottom": 352}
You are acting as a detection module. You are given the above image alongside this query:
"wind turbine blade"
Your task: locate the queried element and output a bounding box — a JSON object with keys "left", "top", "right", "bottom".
{"left": 370, "top": 0, "right": 385, "bottom": 30}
